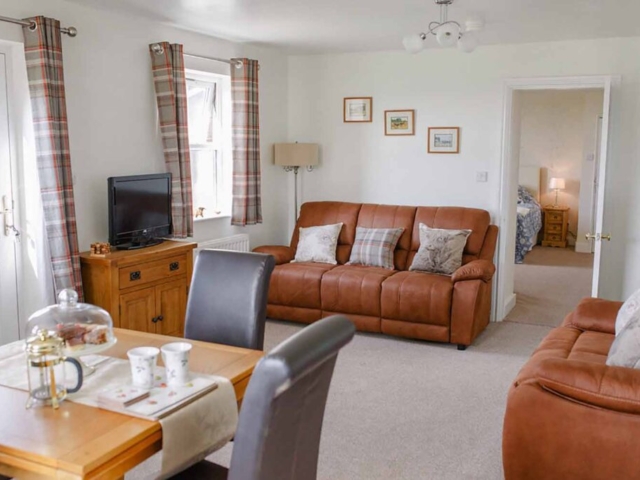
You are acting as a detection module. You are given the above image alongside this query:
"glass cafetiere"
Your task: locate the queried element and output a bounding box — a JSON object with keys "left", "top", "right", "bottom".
{"left": 25, "top": 329, "right": 84, "bottom": 409}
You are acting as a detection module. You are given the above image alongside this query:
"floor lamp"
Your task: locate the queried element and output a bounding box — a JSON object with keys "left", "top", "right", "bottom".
{"left": 274, "top": 143, "right": 319, "bottom": 222}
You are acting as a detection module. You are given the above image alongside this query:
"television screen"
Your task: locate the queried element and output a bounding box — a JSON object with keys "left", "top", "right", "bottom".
{"left": 108, "top": 174, "right": 172, "bottom": 249}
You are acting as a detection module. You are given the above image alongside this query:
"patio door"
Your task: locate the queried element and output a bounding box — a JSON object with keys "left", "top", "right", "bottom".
{"left": 0, "top": 53, "right": 20, "bottom": 344}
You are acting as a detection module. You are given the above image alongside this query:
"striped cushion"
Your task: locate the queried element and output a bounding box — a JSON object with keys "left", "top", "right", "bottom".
{"left": 347, "top": 227, "right": 404, "bottom": 270}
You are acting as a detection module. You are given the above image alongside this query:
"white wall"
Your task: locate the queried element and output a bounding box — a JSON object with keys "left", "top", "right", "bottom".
{"left": 0, "top": 0, "right": 291, "bottom": 252}
{"left": 517, "top": 89, "right": 604, "bottom": 247}
{"left": 288, "top": 37, "right": 640, "bottom": 301}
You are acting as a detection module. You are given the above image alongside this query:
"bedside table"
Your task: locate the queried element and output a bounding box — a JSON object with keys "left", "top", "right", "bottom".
{"left": 542, "top": 206, "right": 570, "bottom": 248}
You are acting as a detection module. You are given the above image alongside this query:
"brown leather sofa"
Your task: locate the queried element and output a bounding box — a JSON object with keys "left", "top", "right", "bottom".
{"left": 502, "top": 297, "right": 640, "bottom": 480}
{"left": 254, "top": 201, "right": 498, "bottom": 349}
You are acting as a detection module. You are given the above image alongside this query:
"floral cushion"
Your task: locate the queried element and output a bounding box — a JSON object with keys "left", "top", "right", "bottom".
{"left": 608, "top": 305, "right": 640, "bottom": 369}
{"left": 347, "top": 227, "right": 404, "bottom": 270}
{"left": 293, "top": 223, "right": 343, "bottom": 264}
{"left": 615, "top": 288, "right": 640, "bottom": 336}
{"left": 409, "top": 223, "right": 472, "bottom": 275}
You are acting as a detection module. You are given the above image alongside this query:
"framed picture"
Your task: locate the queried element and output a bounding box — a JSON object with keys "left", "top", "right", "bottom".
{"left": 344, "top": 97, "right": 373, "bottom": 123}
{"left": 385, "top": 110, "right": 415, "bottom": 136}
{"left": 428, "top": 127, "right": 460, "bottom": 154}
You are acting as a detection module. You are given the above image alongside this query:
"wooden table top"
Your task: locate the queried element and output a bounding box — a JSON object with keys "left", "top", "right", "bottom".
{"left": 0, "top": 328, "right": 263, "bottom": 480}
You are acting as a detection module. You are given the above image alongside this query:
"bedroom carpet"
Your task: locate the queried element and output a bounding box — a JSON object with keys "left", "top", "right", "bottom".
{"left": 127, "top": 319, "right": 551, "bottom": 480}
{"left": 505, "top": 246, "right": 593, "bottom": 327}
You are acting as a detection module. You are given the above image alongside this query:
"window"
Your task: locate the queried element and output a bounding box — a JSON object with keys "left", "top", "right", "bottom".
{"left": 186, "top": 70, "right": 232, "bottom": 220}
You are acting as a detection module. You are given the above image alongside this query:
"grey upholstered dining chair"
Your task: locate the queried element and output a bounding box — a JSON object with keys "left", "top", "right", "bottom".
{"left": 184, "top": 250, "right": 276, "bottom": 350}
{"left": 172, "top": 315, "right": 356, "bottom": 480}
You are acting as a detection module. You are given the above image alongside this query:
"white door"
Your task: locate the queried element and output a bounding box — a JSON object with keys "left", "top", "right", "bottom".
{"left": 591, "top": 82, "right": 612, "bottom": 296}
{"left": 0, "top": 53, "right": 20, "bottom": 344}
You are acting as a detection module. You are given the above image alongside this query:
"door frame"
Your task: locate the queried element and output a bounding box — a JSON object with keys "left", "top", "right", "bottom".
{"left": 494, "top": 75, "right": 619, "bottom": 322}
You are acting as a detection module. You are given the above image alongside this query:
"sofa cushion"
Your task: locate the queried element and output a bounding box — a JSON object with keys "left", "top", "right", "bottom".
{"left": 615, "top": 288, "right": 640, "bottom": 335}
{"left": 347, "top": 227, "right": 404, "bottom": 269}
{"left": 381, "top": 271, "right": 453, "bottom": 326}
{"left": 409, "top": 224, "right": 472, "bottom": 275}
{"left": 268, "top": 262, "right": 335, "bottom": 310}
{"left": 407, "top": 207, "right": 490, "bottom": 267}
{"left": 607, "top": 318, "right": 640, "bottom": 369}
{"left": 356, "top": 204, "right": 417, "bottom": 270}
{"left": 321, "top": 265, "right": 397, "bottom": 317}
{"left": 293, "top": 223, "right": 343, "bottom": 264}
{"left": 291, "top": 202, "right": 362, "bottom": 264}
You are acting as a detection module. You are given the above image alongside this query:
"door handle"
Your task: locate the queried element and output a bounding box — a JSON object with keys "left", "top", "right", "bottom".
{"left": 601, "top": 233, "right": 612, "bottom": 241}
{"left": 2, "top": 195, "right": 19, "bottom": 240}
{"left": 585, "top": 233, "right": 597, "bottom": 240}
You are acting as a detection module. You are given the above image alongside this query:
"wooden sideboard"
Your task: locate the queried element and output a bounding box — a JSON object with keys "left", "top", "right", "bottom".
{"left": 80, "top": 241, "right": 197, "bottom": 336}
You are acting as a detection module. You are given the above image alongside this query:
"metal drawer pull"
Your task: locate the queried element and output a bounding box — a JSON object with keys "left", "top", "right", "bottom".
{"left": 169, "top": 262, "right": 179, "bottom": 271}
{"left": 130, "top": 271, "right": 141, "bottom": 281}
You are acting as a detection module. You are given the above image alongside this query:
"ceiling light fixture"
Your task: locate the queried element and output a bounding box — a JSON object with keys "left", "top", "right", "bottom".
{"left": 403, "top": 0, "right": 483, "bottom": 54}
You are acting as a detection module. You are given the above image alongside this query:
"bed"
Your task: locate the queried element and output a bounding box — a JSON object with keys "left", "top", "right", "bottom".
{"left": 515, "top": 166, "right": 543, "bottom": 264}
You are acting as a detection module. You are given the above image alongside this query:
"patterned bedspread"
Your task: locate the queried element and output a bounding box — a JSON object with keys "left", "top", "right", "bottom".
{"left": 515, "top": 186, "right": 542, "bottom": 264}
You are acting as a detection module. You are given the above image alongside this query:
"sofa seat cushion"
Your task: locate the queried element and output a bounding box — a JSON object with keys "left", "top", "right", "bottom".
{"left": 321, "top": 265, "right": 397, "bottom": 317}
{"left": 268, "top": 262, "right": 336, "bottom": 309}
{"left": 515, "top": 326, "right": 614, "bottom": 385}
{"left": 381, "top": 271, "right": 453, "bottom": 326}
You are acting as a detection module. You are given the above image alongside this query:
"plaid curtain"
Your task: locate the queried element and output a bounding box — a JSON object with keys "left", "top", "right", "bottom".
{"left": 22, "top": 17, "right": 83, "bottom": 299}
{"left": 149, "top": 42, "right": 193, "bottom": 238}
{"left": 231, "top": 59, "right": 262, "bottom": 226}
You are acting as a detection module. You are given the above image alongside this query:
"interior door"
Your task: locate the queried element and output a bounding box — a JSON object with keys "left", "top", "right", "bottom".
{"left": 0, "top": 53, "right": 20, "bottom": 345}
{"left": 155, "top": 278, "right": 187, "bottom": 337}
{"left": 591, "top": 82, "right": 612, "bottom": 296}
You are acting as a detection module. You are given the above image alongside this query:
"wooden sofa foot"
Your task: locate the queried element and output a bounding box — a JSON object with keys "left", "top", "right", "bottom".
{"left": 457, "top": 344, "right": 467, "bottom": 351}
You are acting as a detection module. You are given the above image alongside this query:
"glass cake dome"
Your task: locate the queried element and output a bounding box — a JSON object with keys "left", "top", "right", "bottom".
{"left": 26, "top": 289, "right": 115, "bottom": 355}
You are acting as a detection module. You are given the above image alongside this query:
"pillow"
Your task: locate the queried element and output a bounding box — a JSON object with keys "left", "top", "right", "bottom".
{"left": 347, "top": 227, "right": 404, "bottom": 270}
{"left": 607, "top": 317, "right": 640, "bottom": 369}
{"left": 292, "top": 223, "right": 343, "bottom": 264}
{"left": 615, "top": 288, "right": 640, "bottom": 336}
{"left": 409, "top": 223, "right": 472, "bottom": 275}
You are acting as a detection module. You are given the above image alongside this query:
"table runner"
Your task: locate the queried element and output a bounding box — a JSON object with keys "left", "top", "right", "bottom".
{"left": 0, "top": 340, "right": 238, "bottom": 478}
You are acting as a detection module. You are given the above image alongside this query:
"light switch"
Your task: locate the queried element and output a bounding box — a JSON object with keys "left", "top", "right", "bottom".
{"left": 476, "top": 171, "right": 488, "bottom": 183}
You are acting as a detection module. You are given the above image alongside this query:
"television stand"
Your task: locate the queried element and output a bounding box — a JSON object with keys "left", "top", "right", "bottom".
{"left": 116, "top": 238, "right": 164, "bottom": 251}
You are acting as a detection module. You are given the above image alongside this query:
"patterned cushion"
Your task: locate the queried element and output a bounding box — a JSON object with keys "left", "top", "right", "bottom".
{"left": 615, "top": 288, "right": 640, "bottom": 335}
{"left": 607, "top": 315, "right": 640, "bottom": 369}
{"left": 292, "top": 223, "right": 343, "bottom": 264}
{"left": 347, "top": 227, "right": 404, "bottom": 270}
{"left": 409, "top": 223, "right": 472, "bottom": 275}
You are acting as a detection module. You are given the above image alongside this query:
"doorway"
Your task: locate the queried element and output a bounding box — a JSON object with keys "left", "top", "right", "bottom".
{"left": 0, "top": 51, "right": 20, "bottom": 344}
{"left": 495, "top": 76, "right": 616, "bottom": 323}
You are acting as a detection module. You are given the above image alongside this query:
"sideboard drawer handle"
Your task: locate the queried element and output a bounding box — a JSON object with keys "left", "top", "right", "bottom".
{"left": 130, "top": 271, "right": 141, "bottom": 281}
{"left": 169, "top": 262, "right": 179, "bottom": 271}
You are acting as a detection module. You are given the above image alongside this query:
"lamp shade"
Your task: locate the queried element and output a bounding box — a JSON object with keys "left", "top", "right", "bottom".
{"left": 549, "top": 177, "right": 566, "bottom": 190}
{"left": 274, "top": 143, "right": 319, "bottom": 167}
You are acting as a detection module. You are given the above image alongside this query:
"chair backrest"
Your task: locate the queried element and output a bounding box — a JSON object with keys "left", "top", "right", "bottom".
{"left": 228, "top": 315, "right": 356, "bottom": 480}
{"left": 184, "top": 250, "right": 276, "bottom": 350}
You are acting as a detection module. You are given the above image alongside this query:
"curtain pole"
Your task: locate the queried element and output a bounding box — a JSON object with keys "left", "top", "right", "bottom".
{"left": 0, "top": 14, "right": 77, "bottom": 36}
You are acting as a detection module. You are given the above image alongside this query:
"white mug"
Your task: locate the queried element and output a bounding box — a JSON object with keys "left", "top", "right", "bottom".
{"left": 127, "top": 347, "right": 159, "bottom": 389}
{"left": 161, "top": 342, "right": 192, "bottom": 387}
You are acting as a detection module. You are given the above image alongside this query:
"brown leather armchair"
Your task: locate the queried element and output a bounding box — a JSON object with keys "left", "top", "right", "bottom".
{"left": 255, "top": 201, "right": 499, "bottom": 349}
{"left": 502, "top": 297, "right": 640, "bottom": 480}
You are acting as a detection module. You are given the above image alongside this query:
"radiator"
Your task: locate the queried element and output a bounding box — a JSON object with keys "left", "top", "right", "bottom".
{"left": 194, "top": 234, "right": 251, "bottom": 258}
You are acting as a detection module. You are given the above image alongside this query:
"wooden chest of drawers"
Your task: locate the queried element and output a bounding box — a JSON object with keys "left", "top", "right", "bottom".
{"left": 80, "top": 241, "right": 197, "bottom": 336}
{"left": 542, "top": 206, "right": 570, "bottom": 248}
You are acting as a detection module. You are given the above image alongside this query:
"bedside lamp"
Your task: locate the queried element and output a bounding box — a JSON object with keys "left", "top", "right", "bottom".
{"left": 274, "top": 143, "right": 319, "bottom": 221}
{"left": 549, "top": 177, "right": 565, "bottom": 207}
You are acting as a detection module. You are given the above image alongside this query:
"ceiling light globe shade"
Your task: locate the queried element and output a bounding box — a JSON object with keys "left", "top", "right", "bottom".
{"left": 435, "top": 23, "right": 460, "bottom": 47}
{"left": 457, "top": 33, "right": 478, "bottom": 53}
{"left": 402, "top": 34, "right": 424, "bottom": 54}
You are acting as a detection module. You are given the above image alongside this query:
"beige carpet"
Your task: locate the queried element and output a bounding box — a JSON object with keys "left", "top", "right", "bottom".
{"left": 127, "top": 320, "right": 551, "bottom": 480}
{"left": 504, "top": 246, "right": 593, "bottom": 327}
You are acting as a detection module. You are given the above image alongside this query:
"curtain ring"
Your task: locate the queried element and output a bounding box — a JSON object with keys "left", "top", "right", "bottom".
{"left": 152, "top": 43, "right": 165, "bottom": 55}
{"left": 28, "top": 21, "right": 38, "bottom": 32}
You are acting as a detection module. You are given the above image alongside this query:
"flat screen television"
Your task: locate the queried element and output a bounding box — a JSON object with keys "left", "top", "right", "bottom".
{"left": 108, "top": 173, "right": 172, "bottom": 250}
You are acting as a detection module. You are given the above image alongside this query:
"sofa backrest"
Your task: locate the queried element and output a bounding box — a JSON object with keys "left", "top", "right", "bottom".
{"left": 356, "top": 204, "right": 417, "bottom": 270}
{"left": 406, "top": 207, "right": 491, "bottom": 268}
{"left": 290, "top": 202, "right": 362, "bottom": 264}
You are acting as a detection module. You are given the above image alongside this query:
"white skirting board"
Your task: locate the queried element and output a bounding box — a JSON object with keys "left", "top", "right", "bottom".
{"left": 194, "top": 234, "right": 251, "bottom": 258}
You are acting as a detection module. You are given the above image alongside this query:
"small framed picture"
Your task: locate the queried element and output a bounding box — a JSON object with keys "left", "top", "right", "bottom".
{"left": 428, "top": 127, "right": 460, "bottom": 154}
{"left": 385, "top": 110, "right": 415, "bottom": 136}
{"left": 344, "top": 97, "right": 373, "bottom": 123}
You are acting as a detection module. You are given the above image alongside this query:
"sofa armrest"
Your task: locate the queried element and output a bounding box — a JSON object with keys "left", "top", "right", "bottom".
{"left": 252, "top": 245, "right": 294, "bottom": 265}
{"left": 529, "top": 358, "right": 640, "bottom": 415}
{"left": 562, "top": 298, "right": 623, "bottom": 335}
{"left": 451, "top": 260, "right": 495, "bottom": 283}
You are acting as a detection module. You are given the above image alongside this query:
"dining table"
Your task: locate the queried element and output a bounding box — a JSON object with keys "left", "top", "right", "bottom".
{"left": 0, "top": 328, "right": 263, "bottom": 480}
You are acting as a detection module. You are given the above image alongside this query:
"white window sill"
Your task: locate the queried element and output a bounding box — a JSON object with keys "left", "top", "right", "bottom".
{"left": 194, "top": 213, "right": 231, "bottom": 223}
